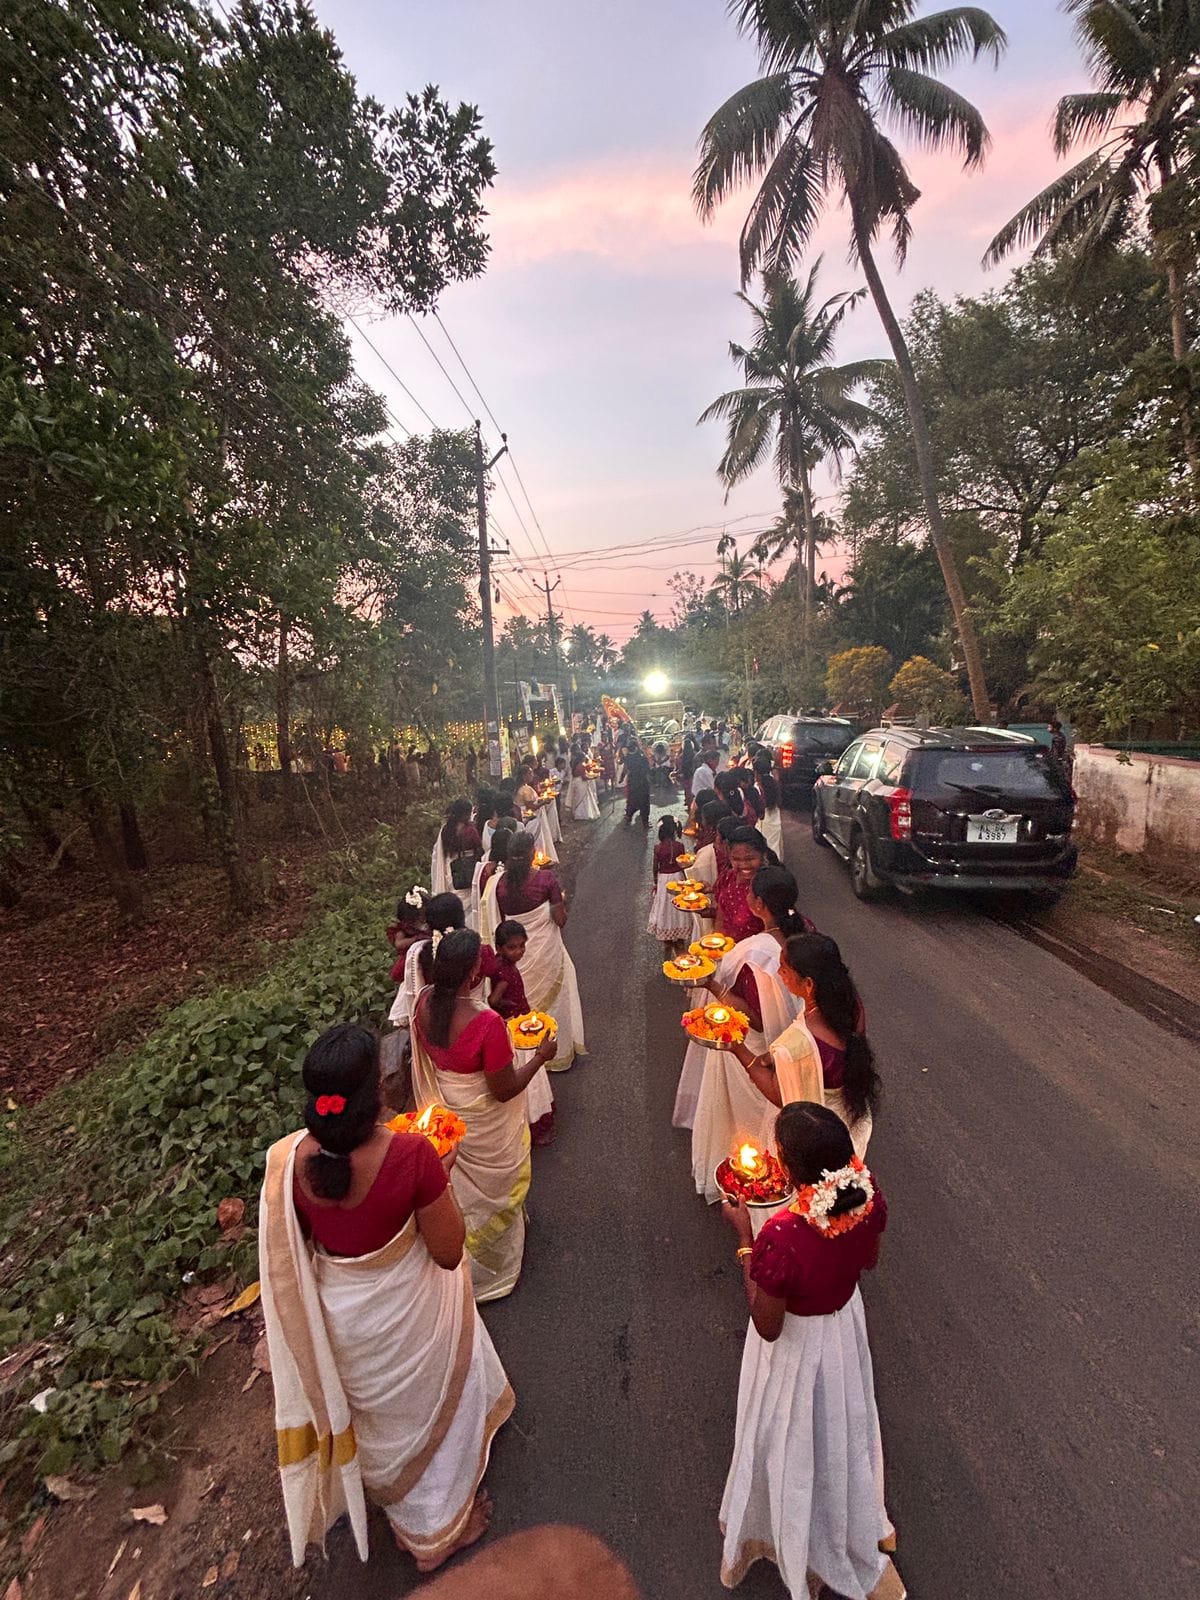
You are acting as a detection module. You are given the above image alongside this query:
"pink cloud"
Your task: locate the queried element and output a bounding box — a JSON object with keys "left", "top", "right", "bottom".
{"left": 485, "top": 80, "right": 1085, "bottom": 285}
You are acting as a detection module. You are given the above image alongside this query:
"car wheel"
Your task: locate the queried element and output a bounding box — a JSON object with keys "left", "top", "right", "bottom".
{"left": 850, "top": 831, "right": 885, "bottom": 902}
{"left": 811, "top": 802, "right": 829, "bottom": 847}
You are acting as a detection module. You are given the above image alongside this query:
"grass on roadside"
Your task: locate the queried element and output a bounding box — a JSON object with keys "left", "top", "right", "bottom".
{"left": 0, "top": 814, "right": 432, "bottom": 1499}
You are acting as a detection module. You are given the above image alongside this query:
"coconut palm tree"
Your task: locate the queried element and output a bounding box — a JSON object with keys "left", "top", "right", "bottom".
{"left": 984, "top": 0, "right": 1200, "bottom": 469}
{"left": 700, "top": 263, "right": 883, "bottom": 638}
{"left": 709, "top": 549, "right": 756, "bottom": 612}
{"left": 594, "top": 632, "right": 618, "bottom": 674}
{"left": 693, "top": 0, "right": 1006, "bottom": 719}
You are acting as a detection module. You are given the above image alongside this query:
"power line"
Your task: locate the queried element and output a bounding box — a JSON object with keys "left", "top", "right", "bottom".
{"left": 346, "top": 314, "right": 439, "bottom": 431}
{"left": 406, "top": 313, "right": 477, "bottom": 423}
{"left": 432, "top": 309, "right": 502, "bottom": 435}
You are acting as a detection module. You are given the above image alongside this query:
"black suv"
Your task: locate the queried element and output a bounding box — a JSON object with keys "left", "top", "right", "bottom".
{"left": 811, "top": 726, "right": 1077, "bottom": 900}
{"left": 754, "top": 714, "right": 857, "bottom": 807}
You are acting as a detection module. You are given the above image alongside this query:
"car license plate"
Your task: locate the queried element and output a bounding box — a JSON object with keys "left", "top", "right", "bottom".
{"left": 967, "top": 816, "right": 1019, "bottom": 844}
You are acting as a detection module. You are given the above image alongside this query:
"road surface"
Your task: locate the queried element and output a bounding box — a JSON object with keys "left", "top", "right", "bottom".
{"left": 316, "top": 797, "right": 1199, "bottom": 1600}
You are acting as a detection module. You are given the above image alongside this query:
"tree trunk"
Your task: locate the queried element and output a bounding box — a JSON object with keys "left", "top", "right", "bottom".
{"left": 77, "top": 782, "right": 144, "bottom": 922}
{"left": 1152, "top": 150, "right": 1198, "bottom": 474}
{"left": 797, "top": 461, "right": 817, "bottom": 656}
{"left": 118, "top": 796, "right": 149, "bottom": 872}
{"left": 197, "top": 642, "right": 257, "bottom": 918}
{"left": 1163, "top": 255, "right": 1198, "bottom": 473}
{"left": 851, "top": 204, "right": 991, "bottom": 720}
{"left": 275, "top": 613, "right": 296, "bottom": 822}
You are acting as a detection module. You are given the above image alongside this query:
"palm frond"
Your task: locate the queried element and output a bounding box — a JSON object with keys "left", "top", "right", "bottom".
{"left": 740, "top": 127, "right": 824, "bottom": 284}
{"left": 875, "top": 8, "right": 1008, "bottom": 72}
{"left": 982, "top": 149, "right": 1107, "bottom": 265}
{"left": 692, "top": 74, "right": 797, "bottom": 219}
{"left": 1065, "top": 0, "right": 1157, "bottom": 92}
{"left": 881, "top": 67, "right": 991, "bottom": 166}
{"left": 1053, "top": 89, "right": 1126, "bottom": 154}
{"left": 697, "top": 385, "right": 780, "bottom": 426}
{"left": 727, "top": 0, "right": 824, "bottom": 73}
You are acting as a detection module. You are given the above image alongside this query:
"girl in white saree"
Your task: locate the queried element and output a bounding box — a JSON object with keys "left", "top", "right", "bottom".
{"left": 681, "top": 868, "right": 804, "bottom": 1174}
{"left": 496, "top": 832, "right": 586, "bottom": 1071}
{"left": 259, "top": 1024, "right": 513, "bottom": 1573}
{"left": 729, "top": 932, "right": 879, "bottom": 1161}
{"left": 411, "top": 930, "right": 554, "bottom": 1302}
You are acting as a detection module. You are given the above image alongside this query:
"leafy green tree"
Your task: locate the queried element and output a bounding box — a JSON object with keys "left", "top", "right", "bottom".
{"left": 985, "top": 0, "right": 1200, "bottom": 467}
{"left": 698, "top": 263, "right": 883, "bottom": 633}
{"left": 826, "top": 646, "right": 893, "bottom": 716}
{"left": 889, "top": 655, "right": 969, "bottom": 722}
{"left": 833, "top": 540, "right": 949, "bottom": 662}
{"left": 709, "top": 549, "right": 759, "bottom": 613}
{"left": 0, "top": 0, "right": 494, "bottom": 916}
{"left": 694, "top": 0, "right": 1007, "bottom": 719}
{"left": 845, "top": 250, "right": 1166, "bottom": 564}
{"left": 1001, "top": 439, "right": 1200, "bottom": 739}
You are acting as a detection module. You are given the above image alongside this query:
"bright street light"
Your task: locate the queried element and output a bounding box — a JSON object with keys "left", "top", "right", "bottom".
{"left": 643, "top": 670, "right": 669, "bottom": 697}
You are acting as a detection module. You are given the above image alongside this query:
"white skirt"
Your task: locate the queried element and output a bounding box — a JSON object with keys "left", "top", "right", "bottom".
{"left": 689, "top": 1031, "right": 777, "bottom": 1201}
{"left": 569, "top": 777, "right": 600, "bottom": 821}
{"left": 648, "top": 871, "right": 693, "bottom": 942}
{"left": 720, "top": 1290, "right": 897, "bottom": 1598}
{"left": 761, "top": 806, "right": 783, "bottom": 860}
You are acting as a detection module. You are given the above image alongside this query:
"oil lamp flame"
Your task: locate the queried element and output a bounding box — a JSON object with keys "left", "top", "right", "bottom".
{"left": 735, "top": 1143, "right": 763, "bottom": 1176}
{"left": 415, "top": 1104, "right": 435, "bottom": 1131}
{"left": 708, "top": 1005, "right": 731, "bottom": 1024}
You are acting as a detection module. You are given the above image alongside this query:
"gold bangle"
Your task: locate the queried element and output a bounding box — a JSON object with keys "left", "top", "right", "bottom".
{"left": 735, "top": 1246, "right": 753, "bottom": 1260}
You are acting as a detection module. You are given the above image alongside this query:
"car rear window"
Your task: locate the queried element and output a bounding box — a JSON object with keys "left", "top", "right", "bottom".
{"left": 913, "top": 749, "right": 1068, "bottom": 799}
{"left": 787, "top": 722, "right": 854, "bottom": 751}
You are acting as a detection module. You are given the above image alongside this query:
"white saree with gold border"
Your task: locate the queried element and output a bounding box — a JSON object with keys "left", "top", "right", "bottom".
{"left": 688, "top": 933, "right": 801, "bottom": 1203}
{"left": 410, "top": 1004, "right": 531, "bottom": 1302}
{"left": 258, "top": 1133, "right": 514, "bottom": 1566}
{"left": 770, "top": 1014, "right": 873, "bottom": 1159}
{"left": 508, "top": 899, "right": 586, "bottom": 1070}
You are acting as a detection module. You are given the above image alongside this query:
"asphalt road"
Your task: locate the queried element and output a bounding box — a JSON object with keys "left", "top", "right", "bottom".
{"left": 313, "top": 795, "right": 1199, "bottom": 1600}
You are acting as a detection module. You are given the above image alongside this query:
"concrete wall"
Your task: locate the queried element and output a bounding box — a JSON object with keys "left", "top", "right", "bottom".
{"left": 1073, "top": 745, "right": 1200, "bottom": 876}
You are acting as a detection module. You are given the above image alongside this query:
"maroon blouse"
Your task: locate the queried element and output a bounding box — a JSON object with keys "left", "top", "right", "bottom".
{"left": 654, "top": 839, "right": 681, "bottom": 875}
{"left": 417, "top": 1006, "right": 514, "bottom": 1076}
{"left": 750, "top": 1192, "right": 888, "bottom": 1316}
{"left": 714, "top": 868, "right": 764, "bottom": 943}
{"left": 292, "top": 1132, "right": 447, "bottom": 1258}
{"left": 497, "top": 867, "right": 562, "bottom": 917}
{"left": 478, "top": 945, "right": 529, "bottom": 1019}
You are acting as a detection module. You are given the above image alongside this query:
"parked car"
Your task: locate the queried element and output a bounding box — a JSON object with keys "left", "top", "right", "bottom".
{"left": 810, "top": 726, "right": 1077, "bottom": 900}
{"left": 754, "top": 715, "right": 857, "bottom": 807}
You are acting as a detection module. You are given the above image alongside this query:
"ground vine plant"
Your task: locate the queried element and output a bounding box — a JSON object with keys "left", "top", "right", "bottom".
{"left": 0, "top": 823, "right": 427, "bottom": 1486}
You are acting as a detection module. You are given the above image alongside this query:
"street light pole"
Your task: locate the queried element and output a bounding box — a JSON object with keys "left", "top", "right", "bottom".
{"left": 474, "top": 420, "right": 508, "bottom": 778}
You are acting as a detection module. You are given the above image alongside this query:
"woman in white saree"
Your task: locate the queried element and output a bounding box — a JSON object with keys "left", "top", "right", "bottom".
{"left": 683, "top": 868, "right": 804, "bottom": 1186}
{"left": 411, "top": 929, "right": 554, "bottom": 1302}
{"left": 568, "top": 754, "right": 600, "bottom": 822}
{"left": 495, "top": 832, "right": 586, "bottom": 1071}
{"left": 719, "top": 1103, "right": 902, "bottom": 1600}
{"left": 259, "top": 1024, "right": 513, "bottom": 1573}
{"left": 729, "top": 932, "right": 878, "bottom": 1161}
{"left": 430, "top": 799, "right": 483, "bottom": 912}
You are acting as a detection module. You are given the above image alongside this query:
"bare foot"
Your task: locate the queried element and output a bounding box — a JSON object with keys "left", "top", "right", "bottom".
{"left": 414, "top": 1489, "right": 493, "bottom": 1574}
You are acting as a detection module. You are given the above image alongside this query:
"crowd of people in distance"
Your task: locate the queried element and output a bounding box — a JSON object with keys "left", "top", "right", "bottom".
{"left": 256, "top": 714, "right": 904, "bottom": 1599}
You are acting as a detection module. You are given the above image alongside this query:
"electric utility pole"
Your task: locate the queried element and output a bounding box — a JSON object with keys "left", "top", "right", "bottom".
{"left": 538, "top": 573, "right": 564, "bottom": 731}
{"left": 474, "top": 420, "right": 508, "bottom": 778}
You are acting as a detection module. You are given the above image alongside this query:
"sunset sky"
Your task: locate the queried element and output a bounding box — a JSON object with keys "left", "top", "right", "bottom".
{"left": 318, "top": 0, "right": 1083, "bottom": 641}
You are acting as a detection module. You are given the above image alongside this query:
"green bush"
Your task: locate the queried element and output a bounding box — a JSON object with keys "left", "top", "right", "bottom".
{"left": 0, "top": 818, "right": 432, "bottom": 1481}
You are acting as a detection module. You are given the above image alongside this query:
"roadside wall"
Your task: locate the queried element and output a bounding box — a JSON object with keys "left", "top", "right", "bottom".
{"left": 1073, "top": 745, "right": 1200, "bottom": 876}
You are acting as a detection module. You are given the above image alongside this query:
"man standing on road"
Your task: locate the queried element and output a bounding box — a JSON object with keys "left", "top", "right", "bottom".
{"left": 623, "top": 742, "right": 652, "bottom": 829}
{"left": 690, "top": 748, "right": 719, "bottom": 812}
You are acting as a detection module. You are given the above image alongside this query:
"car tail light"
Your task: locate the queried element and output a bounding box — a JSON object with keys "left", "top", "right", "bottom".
{"left": 780, "top": 742, "right": 795, "bottom": 768}
{"left": 889, "top": 787, "right": 913, "bottom": 841}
